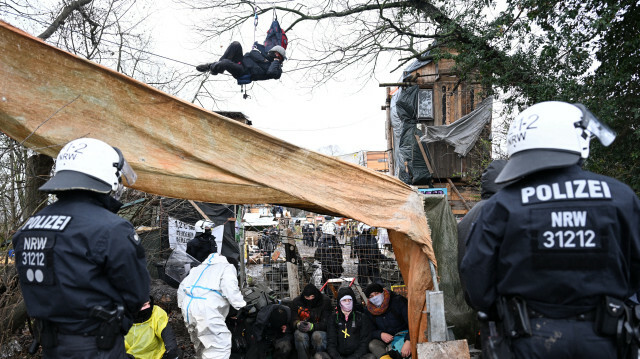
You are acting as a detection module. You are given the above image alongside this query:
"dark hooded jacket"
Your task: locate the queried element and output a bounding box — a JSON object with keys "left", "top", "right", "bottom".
{"left": 314, "top": 234, "right": 344, "bottom": 277}
{"left": 186, "top": 231, "right": 217, "bottom": 262}
{"left": 327, "top": 287, "right": 372, "bottom": 359}
{"left": 366, "top": 290, "right": 409, "bottom": 342}
{"left": 457, "top": 160, "right": 507, "bottom": 306}
{"left": 353, "top": 231, "right": 386, "bottom": 264}
{"left": 290, "top": 284, "right": 332, "bottom": 332}
{"left": 251, "top": 304, "right": 292, "bottom": 342}
{"left": 241, "top": 48, "right": 282, "bottom": 81}
{"left": 457, "top": 160, "right": 508, "bottom": 270}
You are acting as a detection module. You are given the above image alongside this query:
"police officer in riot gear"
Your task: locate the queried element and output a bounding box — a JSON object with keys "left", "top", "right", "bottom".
{"left": 186, "top": 220, "right": 217, "bottom": 262}
{"left": 460, "top": 102, "right": 640, "bottom": 359}
{"left": 13, "top": 138, "right": 150, "bottom": 358}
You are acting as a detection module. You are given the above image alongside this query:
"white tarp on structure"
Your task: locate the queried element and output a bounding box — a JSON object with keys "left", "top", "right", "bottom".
{"left": 242, "top": 213, "right": 278, "bottom": 227}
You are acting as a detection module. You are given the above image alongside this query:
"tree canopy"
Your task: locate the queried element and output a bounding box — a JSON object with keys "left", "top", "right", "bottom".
{"left": 185, "top": 0, "right": 639, "bottom": 192}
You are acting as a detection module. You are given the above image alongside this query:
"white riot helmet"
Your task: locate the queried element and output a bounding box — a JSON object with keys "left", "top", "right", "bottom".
{"left": 322, "top": 221, "right": 336, "bottom": 236}
{"left": 40, "top": 138, "right": 137, "bottom": 196}
{"left": 195, "top": 220, "right": 214, "bottom": 234}
{"left": 495, "top": 102, "right": 616, "bottom": 184}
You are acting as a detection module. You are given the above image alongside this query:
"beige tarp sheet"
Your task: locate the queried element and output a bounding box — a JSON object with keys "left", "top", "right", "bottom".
{"left": 0, "top": 21, "right": 435, "bottom": 355}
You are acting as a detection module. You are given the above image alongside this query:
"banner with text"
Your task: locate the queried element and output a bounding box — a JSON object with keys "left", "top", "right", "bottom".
{"left": 168, "top": 216, "right": 196, "bottom": 251}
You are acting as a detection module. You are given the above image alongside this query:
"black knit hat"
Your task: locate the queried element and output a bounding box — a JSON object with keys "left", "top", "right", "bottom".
{"left": 302, "top": 283, "right": 320, "bottom": 297}
{"left": 337, "top": 286, "right": 356, "bottom": 303}
{"left": 364, "top": 283, "right": 384, "bottom": 298}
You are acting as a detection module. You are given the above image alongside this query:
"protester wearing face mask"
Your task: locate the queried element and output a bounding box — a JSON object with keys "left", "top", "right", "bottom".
{"left": 291, "top": 284, "right": 332, "bottom": 359}
{"left": 316, "top": 287, "right": 375, "bottom": 359}
{"left": 364, "top": 284, "right": 411, "bottom": 359}
{"left": 125, "top": 296, "right": 180, "bottom": 359}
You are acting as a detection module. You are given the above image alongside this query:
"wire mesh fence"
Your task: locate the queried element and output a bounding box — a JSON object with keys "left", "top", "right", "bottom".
{"left": 244, "top": 224, "right": 404, "bottom": 304}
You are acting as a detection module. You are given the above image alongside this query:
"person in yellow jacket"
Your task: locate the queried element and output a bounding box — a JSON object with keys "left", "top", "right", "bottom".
{"left": 125, "top": 297, "right": 180, "bottom": 359}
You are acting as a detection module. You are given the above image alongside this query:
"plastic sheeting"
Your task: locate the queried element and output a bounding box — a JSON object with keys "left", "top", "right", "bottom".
{"left": 390, "top": 86, "right": 432, "bottom": 185}
{"left": 424, "top": 195, "right": 475, "bottom": 343}
{"left": 161, "top": 199, "right": 240, "bottom": 262}
{"left": 0, "top": 21, "right": 435, "bottom": 356}
{"left": 420, "top": 97, "right": 493, "bottom": 157}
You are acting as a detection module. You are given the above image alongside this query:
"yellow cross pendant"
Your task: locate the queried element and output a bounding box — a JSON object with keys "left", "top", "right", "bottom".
{"left": 342, "top": 328, "right": 350, "bottom": 338}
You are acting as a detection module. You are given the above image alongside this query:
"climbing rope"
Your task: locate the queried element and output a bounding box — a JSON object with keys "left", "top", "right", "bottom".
{"left": 253, "top": 2, "right": 259, "bottom": 45}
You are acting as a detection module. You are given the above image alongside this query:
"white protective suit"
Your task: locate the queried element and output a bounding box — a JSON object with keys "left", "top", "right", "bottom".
{"left": 178, "top": 253, "right": 246, "bottom": 359}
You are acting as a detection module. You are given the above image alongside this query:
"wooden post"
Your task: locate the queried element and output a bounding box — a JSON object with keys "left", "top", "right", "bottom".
{"left": 284, "top": 228, "right": 300, "bottom": 298}
{"left": 385, "top": 87, "right": 395, "bottom": 175}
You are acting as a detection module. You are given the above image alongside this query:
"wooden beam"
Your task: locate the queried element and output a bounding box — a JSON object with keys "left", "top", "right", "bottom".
{"left": 446, "top": 178, "right": 471, "bottom": 211}
{"left": 414, "top": 135, "right": 434, "bottom": 174}
{"left": 188, "top": 200, "right": 211, "bottom": 221}
{"left": 379, "top": 82, "right": 417, "bottom": 87}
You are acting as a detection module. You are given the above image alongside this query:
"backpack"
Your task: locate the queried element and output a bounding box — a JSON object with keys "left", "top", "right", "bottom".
{"left": 264, "top": 20, "right": 288, "bottom": 52}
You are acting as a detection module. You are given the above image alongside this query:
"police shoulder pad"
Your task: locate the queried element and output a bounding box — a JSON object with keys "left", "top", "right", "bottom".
{"left": 128, "top": 232, "right": 146, "bottom": 258}
{"left": 129, "top": 232, "right": 141, "bottom": 246}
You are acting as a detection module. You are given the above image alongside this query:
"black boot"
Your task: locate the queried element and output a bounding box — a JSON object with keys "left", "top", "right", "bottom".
{"left": 196, "top": 63, "right": 212, "bottom": 72}
{"left": 209, "top": 62, "right": 221, "bottom": 75}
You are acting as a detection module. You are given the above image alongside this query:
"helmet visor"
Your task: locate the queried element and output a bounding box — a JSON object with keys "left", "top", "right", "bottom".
{"left": 573, "top": 103, "right": 616, "bottom": 146}
{"left": 120, "top": 159, "right": 137, "bottom": 186}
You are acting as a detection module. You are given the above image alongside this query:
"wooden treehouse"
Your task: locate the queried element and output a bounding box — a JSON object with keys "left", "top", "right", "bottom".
{"left": 382, "top": 48, "right": 492, "bottom": 216}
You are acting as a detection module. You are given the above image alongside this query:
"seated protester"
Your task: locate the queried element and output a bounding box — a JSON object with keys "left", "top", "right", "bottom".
{"left": 316, "top": 287, "right": 376, "bottom": 359}
{"left": 246, "top": 304, "right": 294, "bottom": 359}
{"left": 177, "top": 252, "right": 246, "bottom": 359}
{"left": 196, "top": 41, "right": 284, "bottom": 82}
{"left": 186, "top": 220, "right": 217, "bottom": 262}
{"left": 125, "top": 297, "right": 180, "bottom": 359}
{"left": 364, "top": 284, "right": 411, "bottom": 359}
{"left": 291, "top": 284, "right": 332, "bottom": 359}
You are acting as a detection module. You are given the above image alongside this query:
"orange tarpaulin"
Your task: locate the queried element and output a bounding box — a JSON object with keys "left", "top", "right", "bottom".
{"left": 0, "top": 21, "right": 436, "bottom": 355}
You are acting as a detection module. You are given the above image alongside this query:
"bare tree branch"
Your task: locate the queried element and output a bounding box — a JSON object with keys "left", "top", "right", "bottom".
{"left": 37, "top": 0, "right": 93, "bottom": 40}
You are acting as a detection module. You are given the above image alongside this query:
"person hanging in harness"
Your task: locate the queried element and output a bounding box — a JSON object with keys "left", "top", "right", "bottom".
{"left": 196, "top": 42, "right": 285, "bottom": 82}
{"left": 12, "top": 137, "right": 150, "bottom": 358}
{"left": 177, "top": 252, "right": 246, "bottom": 359}
{"left": 186, "top": 220, "right": 217, "bottom": 262}
{"left": 460, "top": 102, "right": 640, "bottom": 359}
{"left": 196, "top": 17, "right": 287, "bottom": 85}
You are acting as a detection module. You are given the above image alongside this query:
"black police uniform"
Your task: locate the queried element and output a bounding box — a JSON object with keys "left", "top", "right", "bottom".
{"left": 461, "top": 165, "right": 640, "bottom": 358}
{"left": 186, "top": 232, "right": 217, "bottom": 262}
{"left": 13, "top": 191, "right": 150, "bottom": 358}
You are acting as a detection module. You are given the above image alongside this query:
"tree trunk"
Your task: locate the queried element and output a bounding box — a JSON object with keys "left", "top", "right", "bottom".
{"left": 24, "top": 154, "right": 53, "bottom": 219}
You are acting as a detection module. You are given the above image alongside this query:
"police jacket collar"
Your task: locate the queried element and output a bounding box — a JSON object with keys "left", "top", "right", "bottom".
{"left": 56, "top": 190, "right": 124, "bottom": 213}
